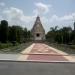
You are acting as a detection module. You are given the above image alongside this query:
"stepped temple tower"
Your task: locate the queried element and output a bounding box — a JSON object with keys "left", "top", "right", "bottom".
{"left": 31, "top": 16, "right": 45, "bottom": 41}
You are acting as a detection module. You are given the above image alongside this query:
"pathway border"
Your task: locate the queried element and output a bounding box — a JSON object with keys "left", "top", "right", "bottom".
{"left": 45, "top": 44, "right": 75, "bottom": 62}
{"left": 18, "top": 43, "right": 35, "bottom": 61}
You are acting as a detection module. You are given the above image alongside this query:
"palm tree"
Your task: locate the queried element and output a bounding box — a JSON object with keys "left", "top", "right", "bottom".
{"left": 50, "top": 26, "right": 58, "bottom": 32}
{"left": 46, "top": 26, "right": 58, "bottom": 42}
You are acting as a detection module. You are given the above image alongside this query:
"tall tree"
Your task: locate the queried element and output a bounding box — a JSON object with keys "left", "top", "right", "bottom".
{"left": 8, "top": 26, "right": 24, "bottom": 43}
{"left": 0, "top": 24, "right": 1, "bottom": 41}
{"left": 0, "top": 20, "right": 8, "bottom": 43}
{"left": 46, "top": 26, "right": 58, "bottom": 42}
{"left": 23, "top": 28, "right": 28, "bottom": 41}
{"left": 61, "top": 27, "right": 72, "bottom": 44}
{"left": 8, "top": 26, "right": 17, "bottom": 42}
{"left": 27, "top": 30, "right": 31, "bottom": 40}
{"left": 16, "top": 26, "right": 23, "bottom": 43}
{"left": 73, "top": 22, "right": 75, "bottom": 44}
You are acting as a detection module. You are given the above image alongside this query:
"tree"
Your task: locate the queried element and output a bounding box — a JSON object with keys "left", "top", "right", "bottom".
{"left": 46, "top": 31, "right": 54, "bottom": 42}
{"left": 73, "top": 22, "right": 75, "bottom": 44}
{"left": 50, "top": 26, "right": 58, "bottom": 32}
{"left": 61, "top": 27, "right": 72, "bottom": 44}
{"left": 8, "top": 26, "right": 17, "bottom": 42}
{"left": 0, "top": 20, "right": 8, "bottom": 43}
{"left": 23, "top": 28, "right": 28, "bottom": 42}
{"left": 27, "top": 30, "right": 31, "bottom": 40}
{"left": 8, "top": 26, "right": 24, "bottom": 43}
{"left": 0, "top": 24, "right": 1, "bottom": 41}
{"left": 71, "top": 30, "right": 75, "bottom": 44}
{"left": 46, "top": 26, "right": 73, "bottom": 44}
{"left": 46, "top": 26, "right": 58, "bottom": 42}
{"left": 15, "top": 26, "right": 23, "bottom": 43}
{"left": 55, "top": 27, "right": 72, "bottom": 44}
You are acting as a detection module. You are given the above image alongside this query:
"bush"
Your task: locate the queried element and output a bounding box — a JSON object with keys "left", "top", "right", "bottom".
{"left": 0, "top": 43, "right": 13, "bottom": 49}
{"left": 70, "top": 45, "right": 75, "bottom": 49}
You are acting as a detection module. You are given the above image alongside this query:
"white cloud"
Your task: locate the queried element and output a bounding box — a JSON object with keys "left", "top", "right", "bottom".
{"left": 50, "top": 13, "right": 75, "bottom": 22}
{"left": 3, "top": 7, "right": 34, "bottom": 24}
{"left": 2, "top": 7, "right": 75, "bottom": 32}
{"left": 34, "top": 2, "right": 51, "bottom": 16}
{"left": 0, "top": 2, "right": 5, "bottom": 7}
{"left": 50, "top": 15, "right": 59, "bottom": 22}
{"left": 60, "top": 15, "right": 74, "bottom": 21}
{"left": 1, "top": 6, "right": 75, "bottom": 32}
{"left": 48, "top": 13, "right": 75, "bottom": 31}
{"left": 2, "top": 6, "right": 50, "bottom": 31}
{"left": 0, "top": 16, "right": 3, "bottom": 20}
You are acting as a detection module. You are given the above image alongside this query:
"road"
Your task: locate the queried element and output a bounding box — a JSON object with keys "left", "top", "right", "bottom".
{"left": 0, "top": 61, "right": 75, "bottom": 75}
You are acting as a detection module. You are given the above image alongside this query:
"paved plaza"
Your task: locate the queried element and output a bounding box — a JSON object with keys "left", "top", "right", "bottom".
{"left": 18, "top": 43, "right": 75, "bottom": 62}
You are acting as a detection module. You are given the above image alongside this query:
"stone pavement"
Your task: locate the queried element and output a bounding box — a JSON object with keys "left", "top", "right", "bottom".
{"left": 18, "top": 43, "right": 75, "bottom": 62}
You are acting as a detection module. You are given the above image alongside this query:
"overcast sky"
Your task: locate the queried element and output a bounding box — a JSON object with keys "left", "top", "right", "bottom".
{"left": 0, "top": 0, "right": 75, "bottom": 32}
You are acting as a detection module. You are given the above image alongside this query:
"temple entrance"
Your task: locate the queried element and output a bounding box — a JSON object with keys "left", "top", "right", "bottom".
{"left": 36, "top": 33, "right": 40, "bottom": 37}
{"left": 35, "top": 33, "right": 42, "bottom": 40}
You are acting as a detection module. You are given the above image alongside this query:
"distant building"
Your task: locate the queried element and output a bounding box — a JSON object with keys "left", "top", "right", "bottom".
{"left": 31, "top": 16, "right": 45, "bottom": 41}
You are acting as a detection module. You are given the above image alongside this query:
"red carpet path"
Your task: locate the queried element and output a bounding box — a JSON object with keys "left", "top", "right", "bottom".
{"left": 27, "top": 43, "right": 68, "bottom": 61}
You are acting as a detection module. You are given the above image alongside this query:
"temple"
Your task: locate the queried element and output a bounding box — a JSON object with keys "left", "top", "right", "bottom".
{"left": 31, "top": 16, "right": 45, "bottom": 41}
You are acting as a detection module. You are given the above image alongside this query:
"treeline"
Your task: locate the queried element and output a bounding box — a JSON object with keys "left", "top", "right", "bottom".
{"left": 0, "top": 20, "right": 31, "bottom": 44}
{"left": 46, "top": 24, "right": 75, "bottom": 45}
{"left": 0, "top": 19, "right": 75, "bottom": 45}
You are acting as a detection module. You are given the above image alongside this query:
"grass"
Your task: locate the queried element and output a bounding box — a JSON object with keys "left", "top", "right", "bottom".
{"left": 0, "top": 42, "right": 33, "bottom": 53}
{"left": 69, "top": 45, "right": 75, "bottom": 49}
{"left": 0, "top": 43, "right": 13, "bottom": 49}
{"left": 45, "top": 42, "right": 75, "bottom": 54}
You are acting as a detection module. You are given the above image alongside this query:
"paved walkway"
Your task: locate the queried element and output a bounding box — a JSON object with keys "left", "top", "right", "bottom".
{"left": 18, "top": 43, "right": 75, "bottom": 62}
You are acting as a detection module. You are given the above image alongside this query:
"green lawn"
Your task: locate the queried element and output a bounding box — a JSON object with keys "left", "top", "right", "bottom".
{"left": 46, "top": 42, "right": 75, "bottom": 54}
{"left": 0, "top": 42, "right": 33, "bottom": 53}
